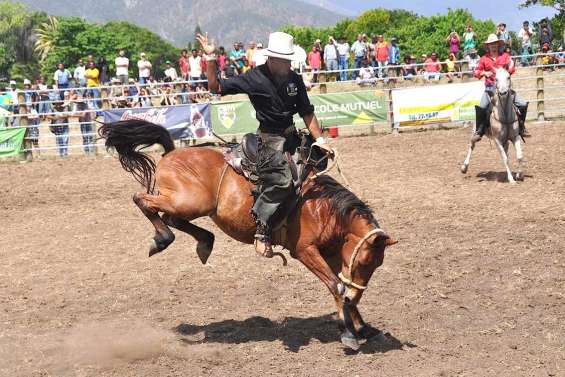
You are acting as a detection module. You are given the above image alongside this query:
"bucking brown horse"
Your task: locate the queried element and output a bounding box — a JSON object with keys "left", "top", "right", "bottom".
{"left": 99, "top": 120, "right": 397, "bottom": 351}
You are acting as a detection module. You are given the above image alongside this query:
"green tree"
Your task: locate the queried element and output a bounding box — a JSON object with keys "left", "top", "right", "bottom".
{"left": 520, "top": 0, "right": 565, "bottom": 13}
{"left": 34, "top": 16, "right": 59, "bottom": 61}
{"left": 0, "top": 2, "right": 46, "bottom": 80}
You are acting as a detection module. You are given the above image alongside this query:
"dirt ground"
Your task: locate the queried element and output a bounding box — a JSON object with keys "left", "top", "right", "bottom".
{"left": 1, "top": 122, "right": 564, "bottom": 377}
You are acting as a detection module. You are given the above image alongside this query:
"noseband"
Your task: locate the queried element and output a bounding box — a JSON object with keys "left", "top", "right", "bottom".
{"left": 338, "top": 227, "right": 386, "bottom": 291}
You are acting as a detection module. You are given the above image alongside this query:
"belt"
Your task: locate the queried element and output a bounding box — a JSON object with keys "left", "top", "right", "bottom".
{"left": 258, "top": 124, "right": 296, "bottom": 137}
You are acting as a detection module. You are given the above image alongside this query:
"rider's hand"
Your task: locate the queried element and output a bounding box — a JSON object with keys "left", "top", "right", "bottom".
{"left": 483, "top": 71, "right": 493, "bottom": 78}
{"left": 317, "top": 143, "right": 335, "bottom": 158}
{"left": 196, "top": 32, "right": 215, "bottom": 55}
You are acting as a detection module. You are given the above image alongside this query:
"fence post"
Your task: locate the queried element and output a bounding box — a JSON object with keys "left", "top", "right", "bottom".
{"left": 536, "top": 55, "right": 545, "bottom": 121}
{"left": 388, "top": 88, "right": 397, "bottom": 134}
{"left": 17, "top": 92, "right": 32, "bottom": 161}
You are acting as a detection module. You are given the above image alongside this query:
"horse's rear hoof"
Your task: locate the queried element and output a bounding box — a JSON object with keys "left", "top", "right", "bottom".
{"left": 460, "top": 164, "right": 468, "bottom": 174}
{"left": 196, "top": 240, "right": 213, "bottom": 264}
{"left": 341, "top": 332, "right": 360, "bottom": 351}
{"left": 516, "top": 172, "right": 524, "bottom": 181}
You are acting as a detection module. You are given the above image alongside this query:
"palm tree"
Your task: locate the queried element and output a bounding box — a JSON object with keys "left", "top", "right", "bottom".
{"left": 34, "top": 16, "right": 59, "bottom": 61}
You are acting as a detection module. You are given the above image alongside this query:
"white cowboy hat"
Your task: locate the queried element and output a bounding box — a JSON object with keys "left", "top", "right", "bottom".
{"left": 483, "top": 34, "right": 504, "bottom": 46}
{"left": 23, "top": 79, "right": 31, "bottom": 85}
{"left": 263, "top": 32, "right": 300, "bottom": 61}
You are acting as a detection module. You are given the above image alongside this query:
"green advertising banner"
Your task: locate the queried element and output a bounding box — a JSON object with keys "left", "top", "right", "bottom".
{"left": 211, "top": 90, "right": 387, "bottom": 135}
{"left": 0, "top": 127, "right": 26, "bottom": 158}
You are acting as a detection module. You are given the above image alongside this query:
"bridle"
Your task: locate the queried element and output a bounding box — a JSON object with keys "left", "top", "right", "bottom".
{"left": 338, "top": 227, "right": 386, "bottom": 291}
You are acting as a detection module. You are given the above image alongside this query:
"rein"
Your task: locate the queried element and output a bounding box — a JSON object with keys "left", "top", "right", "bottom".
{"left": 338, "top": 227, "right": 386, "bottom": 291}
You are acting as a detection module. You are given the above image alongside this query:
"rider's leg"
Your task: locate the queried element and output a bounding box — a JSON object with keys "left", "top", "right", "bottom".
{"left": 472, "top": 91, "right": 492, "bottom": 142}
{"left": 252, "top": 133, "right": 294, "bottom": 257}
{"left": 513, "top": 93, "right": 529, "bottom": 137}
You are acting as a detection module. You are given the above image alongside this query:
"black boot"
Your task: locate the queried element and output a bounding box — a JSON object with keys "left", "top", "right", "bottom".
{"left": 472, "top": 106, "right": 489, "bottom": 142}
{"left": 254, "top": 222, "right": 273, "bottom": 258}
{"left": 517, "top": 103, "right": 529, "bottom": 138}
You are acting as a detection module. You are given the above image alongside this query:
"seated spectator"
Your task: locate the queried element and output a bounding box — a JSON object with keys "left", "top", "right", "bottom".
{"left": 464, "top": 49, "right": 480, "bottom": 75}
{"left": 424, "top": 52, "right": 441, "bottom": 81}
{"left": 251, "top": 42, "right": 266, "bottom": 67}
{"left": 541, "top": 44, "right": 557, "bottom": 70}
{"left": 222, "top": 63, "right": 238, "bottom": 79}
{"left": 229, "top": 42, "right": 246, "bottom": 74}
{"left": 444, "top": 53, "right": 460, "bottom": 83}
{"left": 557, "top": 47, "right": 565, "bottom": 68}
{"left": 160, "top": 85, "right": 176, "bottom": 106}
{"left": 164, "top": 61, "right": 178, "bottom": 81}
{"left": 356, "top": 59, "right": 377, "bottom": 86}
{"left": 400, "top": 55, "right": 417, "bottom": 80}
{"left": 135, "top": 87, "right": 153, "bottom": 107}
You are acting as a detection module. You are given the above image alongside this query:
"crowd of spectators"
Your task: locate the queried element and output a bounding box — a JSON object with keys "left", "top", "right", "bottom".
{"left": 302, "top": 19, "right": 564, "bottom": 86}
{"left": 1, "top": 17, "right": 564, "bottom": 156}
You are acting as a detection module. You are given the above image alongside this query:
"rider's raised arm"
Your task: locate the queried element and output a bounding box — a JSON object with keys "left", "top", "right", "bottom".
{"left": 198, "top": 32, "right": 250, "bottom": 96}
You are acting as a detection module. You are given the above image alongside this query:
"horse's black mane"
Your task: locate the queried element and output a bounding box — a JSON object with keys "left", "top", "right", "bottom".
{"left": 306, "top": 175, "right": 375, "bottom": 226}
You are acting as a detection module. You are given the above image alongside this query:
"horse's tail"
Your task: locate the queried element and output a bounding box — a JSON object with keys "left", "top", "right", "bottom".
{"left": 98, "top": 120, "right": 175, "bottom": 194}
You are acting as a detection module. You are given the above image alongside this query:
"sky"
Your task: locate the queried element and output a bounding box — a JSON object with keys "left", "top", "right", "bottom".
{"left": 312, "top": 0, "right": 558, "bottom": 32}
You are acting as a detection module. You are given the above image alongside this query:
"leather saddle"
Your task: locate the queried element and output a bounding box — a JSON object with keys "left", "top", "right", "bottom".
{"left": 223, "top": 131, "right": 329, "bottom": 246}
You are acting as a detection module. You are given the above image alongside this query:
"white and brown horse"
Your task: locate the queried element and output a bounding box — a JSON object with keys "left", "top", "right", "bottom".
{"left": 461, "top": 67, "right": 524, "bottom": 183}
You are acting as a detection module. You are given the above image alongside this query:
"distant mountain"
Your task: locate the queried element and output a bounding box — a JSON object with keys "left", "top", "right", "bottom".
{"left": 16, "top": 0, "right": 345, "bottom": 47}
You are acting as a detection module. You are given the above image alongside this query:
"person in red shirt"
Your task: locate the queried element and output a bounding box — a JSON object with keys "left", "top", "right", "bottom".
{"left": 472, "top": 34, "right": 529, "bottom": 141}
{"left": 179, "top": 49, "right": 189, "bottom": 81}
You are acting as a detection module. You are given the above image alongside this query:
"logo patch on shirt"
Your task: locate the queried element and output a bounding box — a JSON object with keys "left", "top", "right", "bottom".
{"left": 286, "top": 82, "right": 298, "bottom": 97}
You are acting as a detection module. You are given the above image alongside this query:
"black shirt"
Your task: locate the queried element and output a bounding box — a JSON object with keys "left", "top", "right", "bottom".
{"left": 219, "top": 64, "right": 314, "bottom": 133}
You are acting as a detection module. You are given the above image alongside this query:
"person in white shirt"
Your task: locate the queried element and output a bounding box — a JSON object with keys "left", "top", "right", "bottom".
{"left": 323, "top": 36, "right": 339, "bottom": 80}
{"left": 164, "top": 61, "right": 178, "bottom": 81}
{"left": 251, "top": 42, "right": 267, "bottom": 66}
{"left": 188, "top": 49, "right": 202, "bottom": 83}
{"left": 336, "top": 36, "right": 350, "bottom": 81}
{"left": 518, "top": 21, "right": 534, "bottom": 66}
{"left": 115, "top": 49, "right": 129, "bottom": 84}
{"left": 73, "top": 58, "right": 86, "bottom": 90}
{"left": 137, "top": 52, "right": 152, "bottom": 85}
{"left": 464, "top": 49, "right": 480, "bottom": 76}
{"left": 351, "top": 34, "right": 367, "bottom": 80}
{"left": 356, "top": 59, "right": 376, "bottom": 86}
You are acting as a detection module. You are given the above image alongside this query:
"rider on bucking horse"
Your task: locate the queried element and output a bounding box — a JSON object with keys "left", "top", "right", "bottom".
{"left": 196, "top": 31, "right": 334, "bottom": 258}
{"left": 472, "top": 33, "right": 529, "bottom": 142}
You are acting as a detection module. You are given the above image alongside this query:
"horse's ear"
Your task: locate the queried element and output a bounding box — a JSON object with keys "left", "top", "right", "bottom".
{"left": 385, "top": 237, "right": 398, "bottom": 247}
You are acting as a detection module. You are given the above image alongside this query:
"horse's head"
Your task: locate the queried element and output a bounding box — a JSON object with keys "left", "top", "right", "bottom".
{"left": 495, "top": 67, "right": 511, "bottom": 96}
{"left": 340, "top": 220, "right": 397, "bottom": 297}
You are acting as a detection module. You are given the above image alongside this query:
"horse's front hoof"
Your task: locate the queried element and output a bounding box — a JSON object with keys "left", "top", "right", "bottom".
{"left": 460, "top": 164, "right": 468, "bottom": 174}
{"left": 516, "top": 172, "right": 524, "bottom": 181}
{"left": 341, "top": 332, "right": 360, "bottom": 351}
{"left": 149, "top": 239, "right": 161, "bottom": 257}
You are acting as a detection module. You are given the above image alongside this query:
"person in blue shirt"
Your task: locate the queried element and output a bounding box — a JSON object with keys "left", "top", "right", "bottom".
{"left": 53, "top": 63, "right": 72, "bottom": 100}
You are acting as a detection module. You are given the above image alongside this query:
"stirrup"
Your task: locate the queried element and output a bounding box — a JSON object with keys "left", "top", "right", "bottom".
{"left": 254, "top": 236, "right": 274, "bottom": 258}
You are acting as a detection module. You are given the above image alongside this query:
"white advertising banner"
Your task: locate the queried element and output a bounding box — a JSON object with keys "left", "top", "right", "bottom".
{"left": 392, "top": 81, "right": 484, "bottom": 126}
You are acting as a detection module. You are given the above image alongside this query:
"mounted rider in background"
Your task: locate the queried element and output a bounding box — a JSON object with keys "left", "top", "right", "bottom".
{"left": 472, "top": 34, "right": 529, "bottom": 142}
